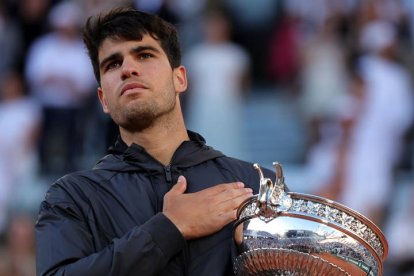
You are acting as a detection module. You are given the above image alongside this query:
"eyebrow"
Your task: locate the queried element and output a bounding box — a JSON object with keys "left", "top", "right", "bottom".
{"left": 131, "top": 45, "right": 161, "bottom": 55}
{"left": 99, "top": 53, "right": 121, "bottom": 71}
{"left": 99, "top": 45, "right": 162, "bottom": 71}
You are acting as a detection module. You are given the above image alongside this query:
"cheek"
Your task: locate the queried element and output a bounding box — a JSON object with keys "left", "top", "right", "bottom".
{"left": 100, "top": 74, "right": 114, "bottom": 92}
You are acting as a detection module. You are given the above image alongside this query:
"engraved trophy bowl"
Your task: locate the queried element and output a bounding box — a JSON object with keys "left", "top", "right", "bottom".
{"left": 233, "top": 162, "right": 388, "bottom": 276}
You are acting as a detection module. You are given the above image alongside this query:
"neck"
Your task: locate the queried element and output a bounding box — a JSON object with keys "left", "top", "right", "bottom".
{"left": 120, "top": 108, "right": 189, "bottom": 165}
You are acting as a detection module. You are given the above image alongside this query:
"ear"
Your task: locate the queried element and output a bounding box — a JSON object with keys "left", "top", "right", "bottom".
{"left": 173, "top": 65, "right": 188, "bottom": 94}
{"left": 97, "top": 87, "right": 110, "bottom": 114}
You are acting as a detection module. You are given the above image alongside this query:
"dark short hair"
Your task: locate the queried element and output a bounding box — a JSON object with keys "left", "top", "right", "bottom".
{"left": 82, "top": 8, "right": 182, "bottom": 84}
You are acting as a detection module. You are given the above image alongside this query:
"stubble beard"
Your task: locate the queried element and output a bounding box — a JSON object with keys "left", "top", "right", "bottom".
{"left": 111, "top": 95, "right": 176, "bottom": 133}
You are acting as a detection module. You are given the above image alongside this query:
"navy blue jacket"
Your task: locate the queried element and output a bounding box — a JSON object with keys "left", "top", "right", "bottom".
{"left": 35, "top": 131, "right": 273, "bottom": 275}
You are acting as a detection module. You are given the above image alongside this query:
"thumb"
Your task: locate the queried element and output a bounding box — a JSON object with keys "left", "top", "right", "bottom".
{"left": 171, "top": 175, "right": 187, "bottom": 194}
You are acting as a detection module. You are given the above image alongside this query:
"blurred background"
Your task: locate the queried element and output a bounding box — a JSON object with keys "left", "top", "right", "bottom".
{"left": 0, "top": 0, "right": 414, "bottom": 275}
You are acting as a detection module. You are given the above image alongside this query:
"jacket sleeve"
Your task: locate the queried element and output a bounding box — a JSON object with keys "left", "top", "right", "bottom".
{"left": 35, "top": 184, "right": 186, "bottom": 276}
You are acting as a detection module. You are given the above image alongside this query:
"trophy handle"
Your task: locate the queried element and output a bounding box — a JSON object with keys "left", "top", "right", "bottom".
{"left": 254, "top": 163, "right": 273, "bottom": 207}
{"left": 253, "top": 163, "right": 293, "bottom": 219}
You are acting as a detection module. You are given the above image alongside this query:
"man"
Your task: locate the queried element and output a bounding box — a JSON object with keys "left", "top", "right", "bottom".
{"left": 35, "top": 8, "right": 274, "bottom": 275}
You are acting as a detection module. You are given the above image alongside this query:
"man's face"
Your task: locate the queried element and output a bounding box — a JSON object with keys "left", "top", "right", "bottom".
{"left": 97, "top": 35, "right": 187, "bottom": 132}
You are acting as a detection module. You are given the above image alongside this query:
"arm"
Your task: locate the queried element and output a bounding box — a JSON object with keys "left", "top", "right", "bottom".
{"left": 36, "top": 176, "right": 252, "bottom": 275}
{"left": 35, "top": 185, "right": 185, "bottom": 276}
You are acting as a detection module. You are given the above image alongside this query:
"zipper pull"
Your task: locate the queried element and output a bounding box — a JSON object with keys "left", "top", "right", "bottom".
{"left": 164, "top": 165, "right": 172, "bottom": 183}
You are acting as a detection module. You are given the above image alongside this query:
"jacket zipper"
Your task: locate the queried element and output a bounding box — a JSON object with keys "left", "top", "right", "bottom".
{"left": 164, "top": 164, "right": 172, "bottom": 183}
{"left": 164, "top": 163, "right": 189, "bottom": 275}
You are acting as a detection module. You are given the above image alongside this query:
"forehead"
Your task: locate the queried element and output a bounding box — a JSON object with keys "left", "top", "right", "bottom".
{"left": 98, "top": 34, "right": 164, "bottom": 61}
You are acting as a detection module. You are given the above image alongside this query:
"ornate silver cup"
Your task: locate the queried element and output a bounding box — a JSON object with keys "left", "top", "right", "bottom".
{"left": 233, "top": 162, "right": 388, "bottom": 275}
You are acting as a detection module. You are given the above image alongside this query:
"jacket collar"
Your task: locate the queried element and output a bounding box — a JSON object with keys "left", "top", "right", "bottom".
{"left": 108, "top": 130, "right": 207, "bottom": 155}
{"left": 96, "top": 130, "right": 224, "bottom": 172}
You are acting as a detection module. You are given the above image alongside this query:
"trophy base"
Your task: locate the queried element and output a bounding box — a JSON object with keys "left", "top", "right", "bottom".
{"left": 234, "top": 248, "right": 350, "bottom": 276}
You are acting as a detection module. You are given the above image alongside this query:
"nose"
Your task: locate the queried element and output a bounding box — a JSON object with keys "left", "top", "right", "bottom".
{"left": 121, "top": 57, "right": 139, "bottom": 80}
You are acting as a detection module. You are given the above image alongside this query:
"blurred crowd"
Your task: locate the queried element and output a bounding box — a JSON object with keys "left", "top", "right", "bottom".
{"left": 1, "top": 0, "right": 414, "bottom": 275}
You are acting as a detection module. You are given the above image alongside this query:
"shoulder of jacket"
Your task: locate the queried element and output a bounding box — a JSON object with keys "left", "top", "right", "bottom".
{"left": 215, "top": 156, "right": 255, "bottom": 171}
{"left": 214, "top": 156, "right": 275, "bottom": 183}
{"left": 43, "top": 168, "right": 115, "bottom": 201}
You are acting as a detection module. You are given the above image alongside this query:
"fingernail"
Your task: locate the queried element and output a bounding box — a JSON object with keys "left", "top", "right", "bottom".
{"left": 178, "top": 175, "right": 184, "bottom": 183}
{"left": 238, "top": 182, "right": 245, "bottom": 188}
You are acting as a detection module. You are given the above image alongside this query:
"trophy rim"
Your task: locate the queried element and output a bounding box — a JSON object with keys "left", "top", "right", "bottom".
{"left": 235, "top": 192, "right": 389, "bottom": 262}
{"left": 290, "top": 192, "right": 388, "bottom": 257}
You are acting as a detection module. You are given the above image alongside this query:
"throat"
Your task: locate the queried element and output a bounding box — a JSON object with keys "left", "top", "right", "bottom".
{"left": 121, "top": 127, "right": 190, "bottom": 166}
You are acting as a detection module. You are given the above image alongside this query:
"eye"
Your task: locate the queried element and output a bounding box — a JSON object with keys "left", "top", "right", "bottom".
{"left": 139, "top": 52, "right": 154, "bottom": 60}
{"left": 106, "top": 61, "right": 121, "bottom": 71}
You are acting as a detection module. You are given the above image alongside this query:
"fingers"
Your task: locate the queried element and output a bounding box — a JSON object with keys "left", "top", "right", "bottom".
{"left": 202, "top": 181, "right": 249, "bottom": 197}
{"left": 206, "top": 184, "right": 253, "bottom": 203}
{"left": 204, "top": 184, "right": 253, "bottom": 224}
{"left": 193, "top": 181, "right": 253, "bottom": 211}
{"left": 215, "top": 189, "right": 253, "bottom": 214}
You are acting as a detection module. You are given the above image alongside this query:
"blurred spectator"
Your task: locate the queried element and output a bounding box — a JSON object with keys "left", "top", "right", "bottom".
{"left": 0, "top": 2, "right": 23, "bottom": 79}
{"left": 339, "top": 19, "right": 414, "bottom": 225}
{"left": 0, "top": 70, "right": 41, "bottom": 235}
{"left": 401, "top": 0, "right": 414, "bottom": 46}
{"left": 311, "top": 19, "right": 414, "bottom": 227}
{"left": 305, "top": 72, "right": 362, "bottom": 205}
{"left": 170, "top": 0, "right": 210, "bottom": 50}
{"left": 184, "top": 8, "right": 250, "bottom": 158}
{"left": 0, "top": 214, "right": 36, "bottom": 276}
{"left": 13, "top": 0, "right": 54, "bottom": 70}
{"left": 223, "top": 0, "right": 279, "bottom": 83}
{"left": 298, "top": 13, "right": 351, "bottom": 147}
{"left": 25, "top": 1, "right": 96, "bottom": 175}
{"left": 266, "top": 9, "right": 301, "bottom": 93}
{"left": 283, "top": 0, "right": 356, "bottom": 47}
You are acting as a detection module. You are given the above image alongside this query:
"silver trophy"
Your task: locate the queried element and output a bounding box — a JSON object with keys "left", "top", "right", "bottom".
{"left": 233, "top": 162, "right": 388, "bottom": 276}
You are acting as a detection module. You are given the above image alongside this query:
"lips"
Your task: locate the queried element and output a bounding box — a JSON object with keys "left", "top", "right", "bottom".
{"left": 121, "top": 82, "right": 148, "bottom": 96}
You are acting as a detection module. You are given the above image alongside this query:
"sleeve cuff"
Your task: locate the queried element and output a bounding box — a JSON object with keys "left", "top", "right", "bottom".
{"left": 141, "top": 213, "right": 186, "bottom": 258}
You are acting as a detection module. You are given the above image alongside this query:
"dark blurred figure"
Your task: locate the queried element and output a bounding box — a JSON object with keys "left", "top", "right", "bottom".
{"left": 12, "top": 0, "right": 55, "bottom": 71}
{"left": 223, "top": 0, "right": 279, "bottom": 84}
{"left": 83, "top": 0, "right": 132, "bottom": 17}
{"left": 385, "top": 177, "right": 414, "bottom": 275}
{"left": 0, "top": 1, "right": 23, "bottom": 79}
{"left": 266, "top": 8, "right": 301, "bottom": 94}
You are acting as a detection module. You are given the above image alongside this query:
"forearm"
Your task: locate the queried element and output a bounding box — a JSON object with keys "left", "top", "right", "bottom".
{"left": 36, "top": 210, "right": 185, "bottom": 276}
